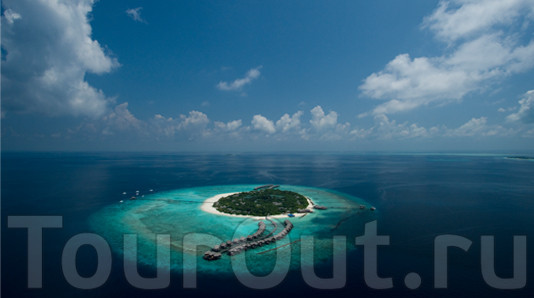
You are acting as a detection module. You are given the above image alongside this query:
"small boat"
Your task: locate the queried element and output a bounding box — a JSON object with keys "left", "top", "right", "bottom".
{"left": 130, "top": 196, "right": 136, "bottom": 200}
{"left": 122, "top": 192, "right": 127, "bottom": 195}
{"left": 359, "top": 205, "right": 365, "bottom": 209}
{"left": 149, "top": 189, "right": 154, "bottom": 192}
{"left": 119, "top": 200, "right": 124, "bottom": 203}
{"left": 370, "top": 207, "right": 376, "bottom": 211}
{"left": 288, "top": 214, "right": 295, "bottom": 217}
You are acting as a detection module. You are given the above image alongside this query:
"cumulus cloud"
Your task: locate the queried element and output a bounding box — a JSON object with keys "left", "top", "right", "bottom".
{"left": 149, "top": 110, "right": 210, "bottom": 139}
{"left": 1, "top": 0, "right": 119, "bottom": 117}
{"left": 214, "top": 119, "right": 243, "bottom": 131}
{"left": 349, "top": 113, "right": 519, "bottom": 140}
{"left": 360, "top": 0, "right": 534, "bottom": 115}
{"left": 351, "top": 114, "right": 431, "bottom": 140}
{"left": 376, "top": 114, "right": 430, "bottom": 139}
{"left": 440, "top": 116, "right": 517, "bottom": 137}
{"left": 276, "top": 111, "right": 303, "bottom": 132}
{"left": 310, "top": 106, "right": 338, "bottom": 130}
{"left": 251, "top": 114, "right": 276, "bottom": 134}
{"left": 448, "top": 117, "right": 489, "bottom": 136}
{"left": 212, "top": 119, "right": 243, "bottom": 139}
{"left": 151, "top": 114, "right": 178, "bottom": 137}
{"left": 179, "top": 110, "right": 210, "bottom": 128}
{"left": 306, "top": 106, "right": 352, "bottom": 140}
{"left": 217, "top": 66, "right": 262, "bottom": 91}
{"left": 126, "top": 7, "right": 146, "bottom": 23}
{"left": 507, "top": 90, "right": 534, "bottom": 123}
{"left": 101, "top": 103, "right": 144, "bottom": 135}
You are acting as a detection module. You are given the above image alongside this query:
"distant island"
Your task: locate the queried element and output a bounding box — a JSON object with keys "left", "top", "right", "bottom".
{"left": 506, "top": 156, "right": 534, "bottom": 160}
{"left": 213, "top": 188, "right": 310, "bottom": 216}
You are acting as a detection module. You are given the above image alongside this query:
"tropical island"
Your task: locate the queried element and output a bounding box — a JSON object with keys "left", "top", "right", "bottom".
{"left": 212, "top": 188, "right": 310, "bottom": 216}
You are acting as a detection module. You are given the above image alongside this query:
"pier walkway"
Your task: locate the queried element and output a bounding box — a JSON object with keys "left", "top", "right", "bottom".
{"left": 203, "top": 219, "right": 294, "bottom": 260}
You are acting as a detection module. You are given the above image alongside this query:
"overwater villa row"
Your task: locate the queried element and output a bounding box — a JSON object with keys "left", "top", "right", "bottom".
{"left": 203, "top": 220, "right": 293, "bottom": 261}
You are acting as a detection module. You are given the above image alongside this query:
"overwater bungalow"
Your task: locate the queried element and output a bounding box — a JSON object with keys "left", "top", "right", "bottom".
{"left": 204, "top": 219, "right": 295, "bottom": 261}
{"left": 203, "top": 251, "right": 222, "bottom": 261}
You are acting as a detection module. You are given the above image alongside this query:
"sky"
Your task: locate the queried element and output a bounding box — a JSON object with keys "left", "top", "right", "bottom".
{"left": 2, "top": 0, "right": 534, "bottom": 152}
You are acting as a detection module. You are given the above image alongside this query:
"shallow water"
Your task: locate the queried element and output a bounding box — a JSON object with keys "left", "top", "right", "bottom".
{"left": 89, "top": 184, "right": 377, "bottom": 275}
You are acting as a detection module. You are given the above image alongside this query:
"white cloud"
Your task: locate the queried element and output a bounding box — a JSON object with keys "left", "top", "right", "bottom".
{"left": 371, "top": 97, "right": 429, "bottom": 115}
{"left": 350, "top": 113, "right": 518, "bottom": 140}
{"left": 126, "top": 7, "right": 146, "bottom": 23}
{"left": 213, "top": 119, "right": 243, "bottom": 139}
{"left": 360, "top": 0, "right": 534, "bottom": 115}
{"left": 351, "top": 114, "right": 431, "bottom": 139}
{"left": 179, "top": 111, "right": 210, "bottom": 128}
{"left": 310, "top": 106, "right": 338, "bottom": 130}
{"left": 1, "top": 0, "right": 119, "bottom": 117}
{"left": 251, "top": 114, "right": 276, "bottom": 134}
{"left": 3, "top": 9, "right": 21, "bottom": 24}
{"left": 422, "top": 0, "right": 533, "bottom": 43}
{"left": 217, "top": 66, "right": 262, "bottom": 91}
{"left": 507, "top": 90, "right": 534, "bottom": 123}
{"left": 151, "top": 114, "right": 179, "bottom": 137}
{"left": 102, "top": 102, "right": 144, "bottom": 134}
{"left": 307, "top": 106, "right": 352, "bottom": 140}
{"left": 444, "top": 116, "right": 516, "bottom": 137}
{"left": 276, "top": 111, "right": 303, "bottom": 132}
{"left": 448, "top": 117, "right": 488, "bottom": 136}
{"left": 149, "top": 110, "right": 210, "bottom": 139}
{"left": 214, "top": 119, "right": 243, "bottom": 131}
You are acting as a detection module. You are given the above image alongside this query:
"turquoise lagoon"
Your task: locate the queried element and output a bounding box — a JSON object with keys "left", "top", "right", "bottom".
{"left": 90, "top": 185, "right": 377, "bottom": 275}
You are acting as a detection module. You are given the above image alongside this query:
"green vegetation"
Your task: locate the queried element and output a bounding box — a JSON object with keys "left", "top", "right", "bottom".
{"left": 213, "top": 189, "right": 309, "bottom": 216}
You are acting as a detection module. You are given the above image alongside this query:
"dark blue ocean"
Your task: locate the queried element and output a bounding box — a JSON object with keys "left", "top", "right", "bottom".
{"left": 2, "top": 152, "right": 533, "bottom": 297}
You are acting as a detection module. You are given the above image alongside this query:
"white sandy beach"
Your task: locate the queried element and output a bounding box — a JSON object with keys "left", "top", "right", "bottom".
{"left": 200, "top": 192, "right": 315, "bottom": 219}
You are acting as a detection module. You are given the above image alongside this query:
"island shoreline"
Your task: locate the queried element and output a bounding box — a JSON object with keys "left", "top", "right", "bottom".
{"left": 200, "top": 192, "right": 315, "bottom": 219}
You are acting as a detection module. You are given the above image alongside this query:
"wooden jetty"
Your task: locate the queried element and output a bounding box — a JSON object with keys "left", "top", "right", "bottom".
{"left": 253, "top": 184, "right": 280, "bottom": 191}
